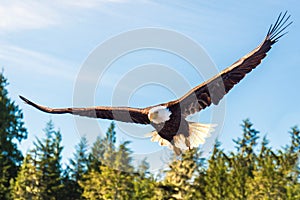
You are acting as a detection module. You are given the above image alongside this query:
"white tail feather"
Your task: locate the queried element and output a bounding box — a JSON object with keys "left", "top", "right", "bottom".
{"left": 145, "top": 122, "right": 216, "bottom": 155}
{"left": 173, "top": 134, "right": 189, "bottom": 150}
{"left": 188, "top": 122, "right": 216, "bottom": 148}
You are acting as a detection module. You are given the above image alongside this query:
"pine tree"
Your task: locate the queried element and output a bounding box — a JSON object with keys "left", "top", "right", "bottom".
{"left": 81, "top": 156, "right": 135, "bottom": 200}
{"left": 70, "top": 136, "right": 89, "bottom": 181}
{"left": 110, "top": 141, "right": 134, "bottom": 198}
{"left": 88, "top": 122, "right": 117, "bottom": 171}
{"left": 33, "top": 120, "right": 64, "bottom": 200}
{"left": 0, "top": 72, "right": 27, "bottom": 199}
{"left": 204, "top": 141, "right": 230, "bottom": 200}
{"left": 114, "top": 141, "right": 133, "bottom": 172}
{"left": 189, "top": 155, "right": 207, "bottom": 199}
{"left": 79, "top": 168, "right": 103, "bottom": 200}
{"left": 103, "top": 122, "right": 117, "bottom": 168}
{"left": 155, "top": 148, "right": 201, "bottom": 200}
{"left": 11, "top": 154, "right": 40, "bottom": 200}
{"left": 282, "top": 127, "right": 300, "bottom": 199}
{"left": 132, "top": 159, "right": 156, "bottom": 200}
{"left": 88, "top": 136, "right": 104, "bottom": 172}
{"left": 60, "top": 166, "right": 84, "bottom": 200}
{"left": 80, "top": 122, "right": 135, "bottom": 199}
{"left": 65, "top": 136, "right": 89, "bottom": 200}
{"left": 97, "top": 165, "right": 134, "bottom": 199}
{"left": 228, "top": 119, "right": 259, "bottom": 199}
{"left": 246, "top": 136, "right": 286, "bottom": 199}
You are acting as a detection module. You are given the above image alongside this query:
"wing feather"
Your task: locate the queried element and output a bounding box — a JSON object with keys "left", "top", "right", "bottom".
{"left": 165, "top": 12, "right": 292, "bottom": 117}
{"left": 20, "top": 12, "right": 292, "bottom": 122}
{"left": 19, "top": 96, "right": 150, "bottom": 124}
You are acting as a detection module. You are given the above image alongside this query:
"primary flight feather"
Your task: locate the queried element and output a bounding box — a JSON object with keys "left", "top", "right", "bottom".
{"left": 20, "top": 12, "right": 292, "bottom": 155}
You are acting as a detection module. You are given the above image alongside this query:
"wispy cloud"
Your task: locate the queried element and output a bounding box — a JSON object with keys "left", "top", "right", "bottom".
{"left": 61, "top": 0, "right": 128, "bottom": 9}
{"left": 0, "top": 1, "right": 59, "bottom": 32}
{"left": 0, "top": 0, "right": 130, "bottom": 33}
{"left": 0, "top": 43, "right": 76, "bottom": 80}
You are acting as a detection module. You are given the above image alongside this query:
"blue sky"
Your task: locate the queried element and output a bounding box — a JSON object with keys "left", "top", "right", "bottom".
{"left": 1, "top": 0, "right": 299, "bottom": 170}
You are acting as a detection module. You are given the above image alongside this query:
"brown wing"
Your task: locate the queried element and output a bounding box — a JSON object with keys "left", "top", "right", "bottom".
{"left": 165, "top": 12, "right": 292, "bottom": 117}
{"left": 19, "top": 96, "right": 150, "bottom": 124}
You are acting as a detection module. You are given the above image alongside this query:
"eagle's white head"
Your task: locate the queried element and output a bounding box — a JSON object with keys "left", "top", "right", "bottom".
{"left": 148, "top": 106, "right": 172, "bottom": 124}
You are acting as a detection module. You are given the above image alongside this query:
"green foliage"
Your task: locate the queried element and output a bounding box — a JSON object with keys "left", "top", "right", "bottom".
{"left": 155, "top": 120, "right": 300, "bottom": 200}
{"left": 11, "top": 154, "right": 40, "bottom": 200}
{"left": 156, "top": 148, "right": 201, "bottom": 199}
{"left": 11, "top": 120, "right": 64, "bottom": 200}
{"left": 103, "top": 122, "right": 117, "bottom": 168}
{"left": 81, "top": 165, "right": 135, "bottom": 200}
{"left": 227, "top": 119, "right": 259, "bottom": 199}
{"left": 12, "top": 118, "right": 300, "bottom": 199}
{"left": 132, "top": 159, "right": 156, "bottom": 200}
{"left": 64, "top": 136, "right": 89, "bottom": 199}
{"left": 33, "top": 120, "right": 64, "bottom": 200}
{"left": 69, "top": 136, "right": 89, "bottom": 181}
{"left": 3, "top": 70, "right": 300, "bottom": 199}
{"left": 80, "top": 122, "right": 136, "bottom": 199}
{"left": 3, "top": 73, "right": 300, "bottom": 200}
{"left": 0, "top": 72, "right": 27, "bottom": 199}
{"left": 115, "top": 141, "right": 133, "bottom": 172}
{"left": 204, "top": 142, "right": 230, "bottom": 200}
{"left": 88, "top": 122, "right": 117, "bottom": 171}
{"left": 88, "top": 136, "right": 104, "bottom": 172}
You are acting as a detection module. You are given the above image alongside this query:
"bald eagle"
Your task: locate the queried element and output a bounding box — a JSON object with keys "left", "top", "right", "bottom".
{"left": 20, "top": 12, "right": 292, "bottom": 155}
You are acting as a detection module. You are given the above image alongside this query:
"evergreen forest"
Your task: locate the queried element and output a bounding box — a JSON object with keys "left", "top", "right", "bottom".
{"left": 1, "top": 72, "right": 300, "bottom": 199}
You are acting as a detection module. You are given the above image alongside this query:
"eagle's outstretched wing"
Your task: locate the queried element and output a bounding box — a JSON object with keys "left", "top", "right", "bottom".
{"left": 19, "top": 96, "right": 150, "bottom": 124}
{"left": 165, "top": 12, "right": 292, "bottom": 117}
